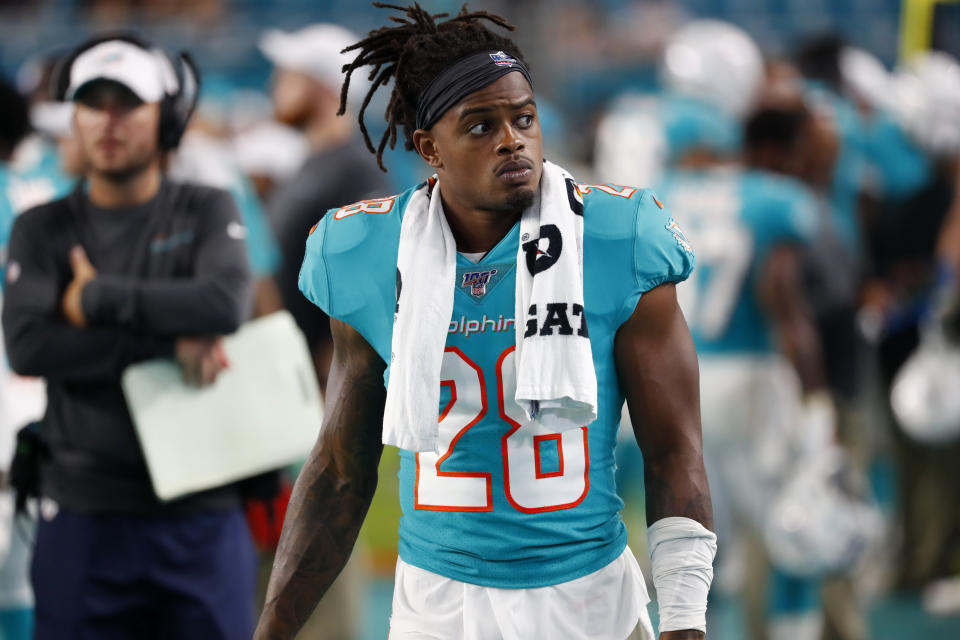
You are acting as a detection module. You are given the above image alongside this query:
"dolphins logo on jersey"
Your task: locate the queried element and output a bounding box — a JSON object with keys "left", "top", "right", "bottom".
{"left": 666, "top": 218, "right": 693, "bottom": 253}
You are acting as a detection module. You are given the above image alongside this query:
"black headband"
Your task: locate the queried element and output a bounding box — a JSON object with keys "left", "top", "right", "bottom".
{"left": 415, "top": 50, "right": 533, "bottom": 131}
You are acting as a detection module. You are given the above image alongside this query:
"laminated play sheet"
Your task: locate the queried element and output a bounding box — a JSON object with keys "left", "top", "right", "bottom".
{"left": 122, "top": 311, "right": 323, "bottom": 501}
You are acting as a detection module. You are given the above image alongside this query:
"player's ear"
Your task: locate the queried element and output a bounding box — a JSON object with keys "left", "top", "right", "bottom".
{"left": 413, "top": 129, "right": 442, "bottom": 169}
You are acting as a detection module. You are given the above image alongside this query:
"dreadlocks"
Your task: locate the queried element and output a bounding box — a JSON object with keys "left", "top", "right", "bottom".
{"left": 339, "top": 2, "right": 526, "bottom": 171}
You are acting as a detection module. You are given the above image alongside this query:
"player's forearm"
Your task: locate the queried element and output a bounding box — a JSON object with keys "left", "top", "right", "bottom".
{"left": 643, "top": 449, "right": 713, "bottom": 531}
{"left": 81, "top": 270, "right": 252, "bottom": 336}
{"left": 3, "top": 312, "right": 173, "bottom": 380}
{"left": 774, "top": 314, "right": 827, "bottom": 396}
{"left": 760, "top": 245, "right": 827, "bottom": 395}
{"left": 256, "top": 447, "right": 380, "bottom": 639}
{"left": 256, "top": 321, "right": 387, "bottom": 640}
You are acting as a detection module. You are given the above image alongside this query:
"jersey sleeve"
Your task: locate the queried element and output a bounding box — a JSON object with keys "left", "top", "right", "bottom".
{"left": 298, "top": 215, "right": 333, "bottom": 313}
{"left": 618, "top": 189, "right": 696, "bottom": 327}
{"left": 298, "top": 192, "right": 405, "bottom": 362}
{"left": 761, "top": 178, "right": 819, "bottom": 247}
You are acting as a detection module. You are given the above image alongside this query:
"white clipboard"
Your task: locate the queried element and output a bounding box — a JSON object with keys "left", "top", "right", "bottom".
{"left": 122, "top": 311, "right": 323, "bottom": 501}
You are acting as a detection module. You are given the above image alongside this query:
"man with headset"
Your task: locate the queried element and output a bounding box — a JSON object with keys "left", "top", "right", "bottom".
{"left": 1, "top": 35, "right": 256, "bottom": 639}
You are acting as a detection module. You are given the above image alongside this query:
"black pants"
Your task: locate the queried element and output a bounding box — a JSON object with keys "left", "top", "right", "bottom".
{"left": 32, "top": 507, "right": 257, "bottom": 640}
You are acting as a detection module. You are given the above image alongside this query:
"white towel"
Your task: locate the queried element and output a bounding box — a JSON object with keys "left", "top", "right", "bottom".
{"left": 383, "top": 162, "right": 597, "bottom": 452}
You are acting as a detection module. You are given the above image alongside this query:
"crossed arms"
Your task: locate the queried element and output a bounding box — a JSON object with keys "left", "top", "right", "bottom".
{"left": 2, "top": 196, "right": 251, "bottom": 383}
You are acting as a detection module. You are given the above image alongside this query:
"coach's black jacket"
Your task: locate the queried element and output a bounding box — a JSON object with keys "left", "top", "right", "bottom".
{"left": 2, "top": 180, "right": 252, "bottom": 514}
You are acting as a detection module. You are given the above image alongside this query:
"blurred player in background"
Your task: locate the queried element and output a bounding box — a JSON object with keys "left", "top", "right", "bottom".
{"left": 599, "top": 21, "right": 885, "bottom": 640}
{"left": 259, "top": 23, "right": 389, "bottom": 392}
{"left": 0, "top": 76, "right": 74, "bottom": 640}
{"left": 867, "top": 49, "right": 960, "bottom": 609}
{"left": 594, "top": 19, "right": 763, "bottom": 188}
{"left": 16, "top": 51, "right": 88, "bottom": 180}
{"left": 258, "top": 4, "right": 715, "bottom": 639}
{"left": 657, "top": 103, "right": 821, "bottom": 640}
{"left": 231, "top": 120, "right": 309, "bottom": 204}
{"left": 2, "top": 34, "right": 256, "bottom": 639}
{"left": 657, "top": 97, "right": 881, "bottom": 640}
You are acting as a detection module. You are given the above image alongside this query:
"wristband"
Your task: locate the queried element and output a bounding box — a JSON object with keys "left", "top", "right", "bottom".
{"left": 647, "top": 516, "right": 717, "bottom": 633}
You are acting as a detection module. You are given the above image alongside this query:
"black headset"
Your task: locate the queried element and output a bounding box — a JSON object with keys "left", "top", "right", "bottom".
{"left": 52, "top": 32, "right": 201, "bottom": 150}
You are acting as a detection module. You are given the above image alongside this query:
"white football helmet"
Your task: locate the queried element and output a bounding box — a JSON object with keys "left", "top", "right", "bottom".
{"left": 891, "top": 327, "right": 960, "bottom": 444}
{"left": 660, "top": 19, "right": 764, "bottom": 120}
{"left": 594, "top": 94, "right": 668, "bottom": 188}
{"left": 840, "top": 46, "right": 893, "bottom": 112}
{"left": 764, "top": 445, "right": 883, "bottom": 578}
{"left": 890, "top": 51, "right": 960, "bottom": 157}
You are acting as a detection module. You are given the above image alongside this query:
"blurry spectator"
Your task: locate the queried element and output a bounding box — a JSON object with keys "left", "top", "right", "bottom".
{"left": 791, "top": 40, "right": 873, "bottom": 511}
{"left": 594, "top": 19, "right": 764, "bottom": 187}
{"left": 259, "top": 23, "right": 389, "bottom": 390}
{"left": 594, "top": 20, "right": 872, "bottom": 640}
{"left": 656, "top": 101, "right": 855, "bottom": 640}
{"left": 232, "top": 121, "right": 309, "bottom": 203}
{"left": 0, "top": 75, "right": 75, "bottom": 640}
{"left": 169, "top": 114, "right": 285, "bottom": 318}
{"left": 840, "top": 47, "right": 931, "bottom": 203}
{"left": 0, "top": 77, "right": 39, "bottom": 640}
{"left": 17, "top": 52, "right": 88, "bottom": 179}
{"left": 1, "top": 35, "right": 256, "bottom": 639}
{"left": 865, "top": 50, "right": 960, "bottom": 601}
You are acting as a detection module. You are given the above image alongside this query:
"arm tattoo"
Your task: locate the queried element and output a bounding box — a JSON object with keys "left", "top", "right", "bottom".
{"left": 643, "top": 457, "right": 713, "bottom": 531}
{"left": 256, "top": 332, "right": 387, "bottom": 639}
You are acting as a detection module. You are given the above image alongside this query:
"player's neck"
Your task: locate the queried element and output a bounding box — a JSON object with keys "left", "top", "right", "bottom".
{"left": 440, "top": 194, "right": 521, "bottom": 254}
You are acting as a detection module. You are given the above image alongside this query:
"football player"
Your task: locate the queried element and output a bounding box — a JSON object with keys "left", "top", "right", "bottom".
{"left": 657, "top": 101, "right": 840, "bottom": 640}
{"left": 256, "top": 5, "right": 715, "bottom": 640}
{"left": 594, "top": 19, "right": 765, "bottom": 189}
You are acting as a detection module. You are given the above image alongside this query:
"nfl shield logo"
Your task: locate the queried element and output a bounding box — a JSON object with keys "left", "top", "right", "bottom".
{"left": 461, "top": 269, "right": 499, "bottom": 298}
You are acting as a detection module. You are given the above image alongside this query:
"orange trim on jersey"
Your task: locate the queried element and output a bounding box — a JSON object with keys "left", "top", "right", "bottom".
{"left": 308, "top": 222, "right": 318, "bottom": 235}
{"left": 437, "top": 380, "right": 456, "bottom": 423}
{"left": 333, "top": 195, "right": 398, "bottom": 221}
{"left": 652, "top": 195, "right": 664, "bottom": 209}
{"left": 414, "top": 346, "right": 493, "bottom": 512}
{"left": 497, "top": 345, "right": 591, "bottom": 514}
{"left": 576, "top": 183, "right": 638, "bottom": 199}
{"left": 533, "top": 433, "right": 564, "bottom": 479}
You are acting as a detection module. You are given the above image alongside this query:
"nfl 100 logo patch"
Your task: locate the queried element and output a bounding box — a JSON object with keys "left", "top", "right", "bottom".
{"left": 461, "top": 268, "right": 499, "bottom": 298}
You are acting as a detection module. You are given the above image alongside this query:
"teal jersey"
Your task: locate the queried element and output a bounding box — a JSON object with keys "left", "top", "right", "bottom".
{"left": 0, "top": 138, "right": 74, "bottom": 290}
{"left": 807, "top": 86, "right": 865, "bottom": 253}
{"left": 863, "top": 109, "right": 931, "bottom": 200}
{"left": 299, "top": 178, "right": 694, "bottom": 588}
{"left": 657, "top": 168, "right": 817, "bottom": 355}
{"left": 659, "top": 93, "right": 741, "bottom": 160}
